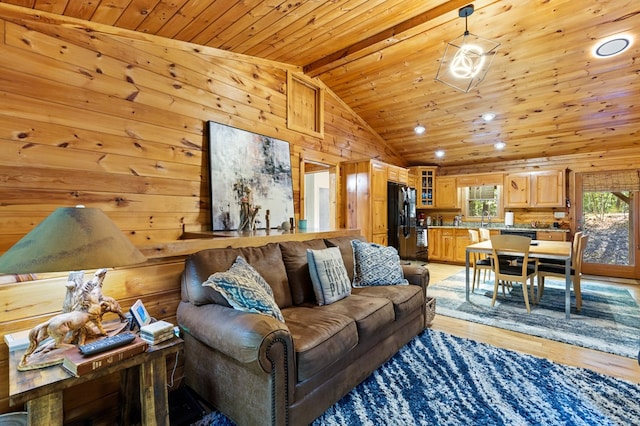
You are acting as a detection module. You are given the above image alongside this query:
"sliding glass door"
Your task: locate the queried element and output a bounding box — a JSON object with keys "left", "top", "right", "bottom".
{"left": 575, "top": 170, "right": 640, "bottom": 279}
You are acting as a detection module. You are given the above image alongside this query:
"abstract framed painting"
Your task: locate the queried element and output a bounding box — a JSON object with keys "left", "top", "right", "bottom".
{"left": 207, "top": 121, "right": 294, "bottom": 231}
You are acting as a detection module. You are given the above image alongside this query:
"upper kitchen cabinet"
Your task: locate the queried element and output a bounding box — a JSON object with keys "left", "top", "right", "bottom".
{"left": 504, "top": 172, "right": 530, "bottom": 207}
{"left": 532, "top": 170, "right": 565, "bottom": 207}
{"left": 387, "top": 164, "right": 409, "bottom": 185}
{"left": 504, "top": 170, "right": 565, "bottom": 208}
{"left": 407, "top": 171, "right": 417, "bottom": 190}
{"left": 456, "top": 173, "right": 503, "bottom": 187}
{"left": 435, "top": 176, "right": 458, "bottom": 208}
{"left": 410, "top": 167, "right": 437, "bottom": 208}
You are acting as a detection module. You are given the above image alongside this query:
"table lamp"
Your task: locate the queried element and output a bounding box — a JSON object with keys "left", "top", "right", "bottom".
{"left": 0, "top": 205, "right": 147, "bottom": 370}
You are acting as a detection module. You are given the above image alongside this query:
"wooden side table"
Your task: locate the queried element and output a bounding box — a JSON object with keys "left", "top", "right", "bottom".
{"left": 8, "top": 337, "right": 183, "bottom": 425}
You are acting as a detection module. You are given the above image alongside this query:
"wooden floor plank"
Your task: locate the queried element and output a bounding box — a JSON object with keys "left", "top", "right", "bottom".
{"left": 424, "top": 262, "right": 640, "bottom": 384}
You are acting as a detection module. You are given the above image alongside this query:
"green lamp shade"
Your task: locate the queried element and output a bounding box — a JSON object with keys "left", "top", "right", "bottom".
{"left": 0, "top": 206, "right": 146, "bottom": 274}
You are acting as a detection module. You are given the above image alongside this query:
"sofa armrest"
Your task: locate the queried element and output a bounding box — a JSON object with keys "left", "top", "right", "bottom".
{"left": 402, "top": 264, "right": 430, "bottom": 291}
{"left": 177, "top": 301, "right": 294, "bottom": 374}
{"left": 402, "top": 264, "right": 431, "bottom": 327}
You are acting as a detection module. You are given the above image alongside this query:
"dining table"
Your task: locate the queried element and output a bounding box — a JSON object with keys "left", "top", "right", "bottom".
{"left": 465, "top": 239, "right": 573, "bottom": 318}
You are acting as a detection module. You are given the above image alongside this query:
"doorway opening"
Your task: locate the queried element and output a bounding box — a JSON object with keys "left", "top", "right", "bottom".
{"left": 305, "top": 167, "right": 330, "bottom": 230}
{"left": 301, "top": 159, "right": 336, "bottom": 231}
{"left": 575, "top": 170, "right": 639, "bottom": 279}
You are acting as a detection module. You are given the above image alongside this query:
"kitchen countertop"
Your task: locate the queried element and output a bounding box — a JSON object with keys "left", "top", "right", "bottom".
{"left": 425, "top": 224, "right": 569, "bottom": 232}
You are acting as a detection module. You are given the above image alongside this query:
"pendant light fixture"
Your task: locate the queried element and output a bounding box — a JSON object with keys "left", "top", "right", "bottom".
{"left": 435, "top": 4, "right": 500, "bottom": 93}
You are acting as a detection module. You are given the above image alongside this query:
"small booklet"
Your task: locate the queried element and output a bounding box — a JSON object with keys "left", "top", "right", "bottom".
{"left": 140, "top": 320, "right": 175, "bottom": 345}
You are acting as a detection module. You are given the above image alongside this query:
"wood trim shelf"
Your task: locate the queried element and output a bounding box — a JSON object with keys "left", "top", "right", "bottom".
{"left": 140, "top": 229, "right": 362, "bottom": 259}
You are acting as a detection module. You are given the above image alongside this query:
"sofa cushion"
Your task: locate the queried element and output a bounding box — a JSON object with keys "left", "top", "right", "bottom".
{"left": 239, "top": 243, "right": 292, "bottom": 308}
{"left": 318, "top": 294, "right": 394, "bottom": 340}
{"left": 282, "top": 306, "right": 358, "bottom": 381}
{"left": 202, "top": 256, "right": 285, "bottom": 322}
{"left": 352, "top": 285, "right": 422, "bottom": 321}
{"left": 324, "top": 235, "right": 367, "bottom": 282}
{"left": 307, "top": 247, "right": 351, "bottom": 306}
{"left": 182, "top": 244, "right": 292, "bottom": 308}
{"left": 280, "top": 239, "right": 328, "bottom": 305}
{"left": 351, "top": 240, "right": 408, "bottom": 287}
{"left": 182, "top": 247, "right": 244, "bottom": 306}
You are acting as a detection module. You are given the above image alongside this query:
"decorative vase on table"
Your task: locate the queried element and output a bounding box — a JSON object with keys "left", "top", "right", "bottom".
{"left": 238, "top": 188, "right": 260, "bottom": 232}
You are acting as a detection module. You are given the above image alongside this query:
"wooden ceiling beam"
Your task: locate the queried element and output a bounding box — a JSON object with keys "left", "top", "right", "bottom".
{"left": 303, "top": 0, "right": 471, "bottom": 76}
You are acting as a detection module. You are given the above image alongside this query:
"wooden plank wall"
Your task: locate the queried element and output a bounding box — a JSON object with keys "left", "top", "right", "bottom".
{"left": 0, "top": 5, "right": 398, "bottom": 422}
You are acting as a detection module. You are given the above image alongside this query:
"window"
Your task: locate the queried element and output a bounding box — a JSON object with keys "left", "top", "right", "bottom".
{"left": 462, "top": 185, "right": 503, "bottom": 218}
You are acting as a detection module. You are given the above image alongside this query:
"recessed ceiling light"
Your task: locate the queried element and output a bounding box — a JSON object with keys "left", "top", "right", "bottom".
{"left": 435, "top": 150, "right": 445, "bottom": 158}
{"left": 482, "top": 112, "right": 496, "bottom": 121}
{"left": 593, "top": 34, "right": 633, "bottom": 58}
{"left": 414, "top": 124, "right": 426, "bottom": 135}
{"left": 494, "top": 141, "right": 506, "bottom": 150}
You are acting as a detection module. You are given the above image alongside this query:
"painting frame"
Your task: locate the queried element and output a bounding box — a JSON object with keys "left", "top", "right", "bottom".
{"left": 207, "top": 121, "right": 294, "bottom": 231}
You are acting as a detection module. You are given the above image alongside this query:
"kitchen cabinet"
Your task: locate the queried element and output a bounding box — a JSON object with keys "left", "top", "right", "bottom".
{"left": 428, "top": 228, "right": 467, "bottom": 263}
{"left": 408, "top": 171, "right": 417, "bottom": 189}
{"left": 341, "top": 160, "right": 389, "bottom": 245}
{"left": 454, "top": 229, "right": 472, "bottom": 263}
{"left": 371, "top": 162, "right": 388, "bottom": 245}
{"left": 504, "top": 170, "right": 565, "bottom": 208}
{"left": 387, "top": 165, "right": 409, "bottom": 185}
{"left": 456, "top": 173, "right": 504, "bottom": 187}
{"left": 435, "top": 176, "right": 458, "bottom": 208}
{"left": 504, "top": 172, "right": 530, "bottom": 207}
{"left": 411, "top": 167, "right": 437, "bottom": 208}
{"left": 536, "top": 231, "right": 566, "bottom": 241}
{"left": 532, "top": 170, "right": 565, "bottom": 207}
{"left": 442, "top": 229, "right": 455, "bottom": 261}
{"left": 428, "top": 228, "right": 449, "bottom": 261}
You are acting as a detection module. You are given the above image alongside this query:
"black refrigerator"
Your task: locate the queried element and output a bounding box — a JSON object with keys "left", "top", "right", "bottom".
{"left": 387, "top": 182, "right": 418, "bottom": 259}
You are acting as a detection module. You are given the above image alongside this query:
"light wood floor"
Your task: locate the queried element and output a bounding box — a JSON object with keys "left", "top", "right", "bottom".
{"left": 424, "top": 263, "right": 640, "bottom": 384}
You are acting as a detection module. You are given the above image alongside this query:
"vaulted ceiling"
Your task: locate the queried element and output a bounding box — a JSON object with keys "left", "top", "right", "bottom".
{"left": 3, "top": 0, "right": 638, "bottom": 167}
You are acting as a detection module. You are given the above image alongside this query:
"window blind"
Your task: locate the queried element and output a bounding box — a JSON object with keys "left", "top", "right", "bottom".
{"left": 581, "top": 170, "right": 640, "bottom": 192}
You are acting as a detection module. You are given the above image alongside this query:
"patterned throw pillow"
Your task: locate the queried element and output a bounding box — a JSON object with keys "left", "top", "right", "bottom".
{"left": 307, "top": 247, "right": 352, "bottom": 305}
{"left": 351, "top": 240, "right": 408, "bottom": 287}
{"left": 202, "top": 256, "right": 285, "bottom": 322}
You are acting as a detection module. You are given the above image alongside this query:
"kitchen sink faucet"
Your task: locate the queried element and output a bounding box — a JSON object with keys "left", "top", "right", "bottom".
{"left": 481, "top": 211, "right": 492, "bottom": 227}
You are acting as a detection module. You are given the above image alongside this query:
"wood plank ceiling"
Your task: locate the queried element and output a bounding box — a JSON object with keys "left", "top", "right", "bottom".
{"left": 2, "top": 0, "right": 638, "bottom": 168}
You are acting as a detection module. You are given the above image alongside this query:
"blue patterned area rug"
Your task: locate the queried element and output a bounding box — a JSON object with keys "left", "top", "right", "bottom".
{"left": 428, "top": 271, "right": 640, "bottom": 358}
{"left": 194, "top": 330, "right": 640, "bottom": 425}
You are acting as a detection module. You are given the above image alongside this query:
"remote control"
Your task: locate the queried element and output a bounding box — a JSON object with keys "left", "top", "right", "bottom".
{"left": 79, "top": 333, "right": 136, "bottom": 356}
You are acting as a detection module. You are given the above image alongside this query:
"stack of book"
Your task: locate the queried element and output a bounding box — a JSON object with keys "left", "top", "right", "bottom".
{"left": 62, "top": 336, "right": 148, "bottom": 377}
{"left": 140, "top": 320, "right": 175, "bottom": 345}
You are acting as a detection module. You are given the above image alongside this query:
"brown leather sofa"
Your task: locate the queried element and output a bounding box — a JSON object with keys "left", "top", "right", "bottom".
{"left": 177, "top": 236, "right": 430, "bottom": 425}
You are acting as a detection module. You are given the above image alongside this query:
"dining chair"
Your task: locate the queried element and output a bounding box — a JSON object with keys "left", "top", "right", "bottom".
{"left": 490, "top": 235, "right": 539, "bottom": 313}
{"left": 478, "top": 227, "right": 491, "bottom": 242}
{"left": 538, "top": 231, "right": 583, "bottom": 267}
{"left": 537, "top": 234, "right": 589, "bottom": 311}
{"left": 468, "top": 229, "right": 492, "bottom": 291}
